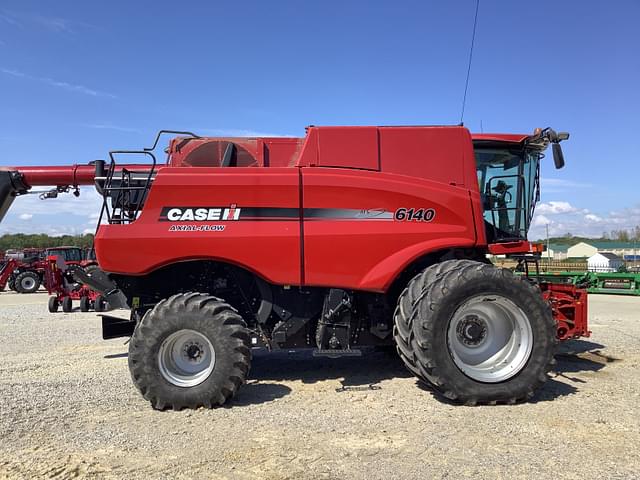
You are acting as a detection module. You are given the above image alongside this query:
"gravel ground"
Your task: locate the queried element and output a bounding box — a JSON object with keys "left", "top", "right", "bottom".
{"left": 0, "top": 291, "right": 639, "bottom": 479}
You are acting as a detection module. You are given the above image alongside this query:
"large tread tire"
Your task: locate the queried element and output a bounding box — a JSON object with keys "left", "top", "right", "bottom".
{"left": 15, "top": 271, "right": 41, "bottom": 294}
{"left": 128, "top": 292, "right": 251, "bottom": 410}
{"left": 393, "top": 260, "right": 478, "bottom": 378}
{"left": 395, "top": 259, "right": 557, "bottom": 405}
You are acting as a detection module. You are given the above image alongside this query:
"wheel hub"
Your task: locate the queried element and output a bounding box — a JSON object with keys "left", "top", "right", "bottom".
{"left": 457, "top": 315, "right": 487, "bottom": 346}
{"left": 184, "top": 342, "right": 204, "bottom": 363}
{"left": 158, "top": 329, "right": 216, "bottom": 387}
{"left": 447, "top": 295, "right": 533, "bottom": 383}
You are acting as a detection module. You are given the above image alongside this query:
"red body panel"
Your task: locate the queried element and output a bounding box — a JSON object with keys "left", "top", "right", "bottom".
{"left": 95, "top": 168, "right": 302, "bottom": 285}
{"left": 95, "top": 125, "right": 487, "bottom": 292}
{"left": 302, "top": 169, "right": 477, "bottom": 291}
{"left": 471, "top": 133, "right": 530, "bottom": 143}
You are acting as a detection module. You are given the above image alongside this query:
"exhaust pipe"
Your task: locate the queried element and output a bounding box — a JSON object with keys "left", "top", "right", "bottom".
{"left": 0, "top": 171, "right": 28, "bottom": 223}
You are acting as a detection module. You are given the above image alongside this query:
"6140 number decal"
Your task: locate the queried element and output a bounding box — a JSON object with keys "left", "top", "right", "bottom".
{"left": 394, "top": 208, "right": 436, "bottom": 222}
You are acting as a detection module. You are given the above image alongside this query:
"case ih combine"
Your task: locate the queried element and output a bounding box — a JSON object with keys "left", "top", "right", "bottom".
{"left": 0, "top": 125, "right": 588, "bottom": 409}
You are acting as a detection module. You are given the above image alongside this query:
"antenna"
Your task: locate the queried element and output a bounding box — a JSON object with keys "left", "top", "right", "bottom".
{"left": 460, "top": 0, "right": 480, "bottom": 124}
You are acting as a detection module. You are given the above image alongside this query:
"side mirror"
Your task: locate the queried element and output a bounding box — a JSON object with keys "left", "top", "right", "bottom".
{"left": 552, "top": 143, "right": 565, "bottom": 169}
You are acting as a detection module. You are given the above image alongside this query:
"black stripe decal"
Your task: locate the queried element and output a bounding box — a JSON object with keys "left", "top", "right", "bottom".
{"left": 159, "top": 207, "right": 394, "bottom": 221}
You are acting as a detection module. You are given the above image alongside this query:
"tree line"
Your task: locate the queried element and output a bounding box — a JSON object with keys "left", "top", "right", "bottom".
{"left": 539, "top": 226, "right": 640, "bottom": 245}
{"left": 0, "top": 234, "right": 94, "bottom": 251}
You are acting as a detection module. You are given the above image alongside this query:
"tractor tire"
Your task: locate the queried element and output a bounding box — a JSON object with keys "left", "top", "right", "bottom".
{"left": 395, "top": 259, "right": 556, "bottom": 405}
{"left": 84, "top": 264, "right": 100, "bottom": 275}
{"left": 48, "top": 296, "right": 59, "bottom": 313}
{"left": 393, "top": 259, "right": 478, "bottom": 378}
{"left": 128, "top": 292, "right": 251, "bottom": 410}
{"left": 94, "top": 295, "right": 107, "bottom": 312}
{"left": 79, "top": 296, "right": 90, "bottom": 312}
{"left": 15, "top": 271, "right": 41, "bottom": 294}
{"left": 62, "top": 296, "right": 73, "bottom": 313}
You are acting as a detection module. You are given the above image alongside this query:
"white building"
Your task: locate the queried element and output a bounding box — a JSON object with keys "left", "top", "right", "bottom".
{"left": 587, "top": 252, "right": 624, "bottom": 272}
{"left": 567, "top": 241, "right": 639, "bottom": 259}
{"left": 544, "top": 244, "right": 568, "bottom": 260}
{"left": 567, "top": 242, "right": 598, "bottom": 258}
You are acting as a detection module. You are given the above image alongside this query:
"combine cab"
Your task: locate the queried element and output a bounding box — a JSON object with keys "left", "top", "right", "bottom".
{"left": 0, "top": 125, "right": 588, "bottom": 409}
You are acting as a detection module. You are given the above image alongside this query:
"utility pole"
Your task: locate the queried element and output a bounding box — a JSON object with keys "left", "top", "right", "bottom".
{"left": 546, "top": 223, "right": 550, "bottom": 264}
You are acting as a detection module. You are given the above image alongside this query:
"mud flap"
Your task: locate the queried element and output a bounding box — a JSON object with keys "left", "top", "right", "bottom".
{"left": 101, "top": 313, "right": 136, "bottom": 340}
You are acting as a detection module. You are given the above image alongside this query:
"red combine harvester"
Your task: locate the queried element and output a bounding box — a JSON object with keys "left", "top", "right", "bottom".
{"left": 0, "top": 126, "right": 588, "bottom": 409}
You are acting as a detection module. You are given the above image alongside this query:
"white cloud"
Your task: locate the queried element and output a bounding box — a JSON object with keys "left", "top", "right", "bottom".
{"left": 532, "top": 214, "right": 550, "bottom": 226}
{"left": 1, "top": 68, "right": 117, "bottom": 98}
{"left": 536, "top": 201, "right": 581, "bottom": 215}
{"left": 0, "top": 187, "right": 103, "bottom": 235}
{"left": 530, "top": 202, "right": 640, "bottom": 240}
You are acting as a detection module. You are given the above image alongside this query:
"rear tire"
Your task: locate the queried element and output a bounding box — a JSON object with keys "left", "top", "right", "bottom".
{"left": 15, "top": 271, "right": 41, "bottom": 294}
{"left": 128, "top": 292, "right": 251, "bottom": 410}
{"left": 394, "top": 260, "right": 556, "bottom": 405}
{"left": 393, "top": 260, "right": 478, "bottom": 378}
{"left": 79, "top": 296, "right": 90, "bottom": 312}
{"left": 62, "top": 296, "right": 73, "bottom": 313}
{"left": 48, "top": 296, "right": 59, "bottom": 313}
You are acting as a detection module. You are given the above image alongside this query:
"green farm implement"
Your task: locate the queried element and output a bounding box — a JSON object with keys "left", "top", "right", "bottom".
{"left": 528, "top": 271, "right": 640, "bottom": 296}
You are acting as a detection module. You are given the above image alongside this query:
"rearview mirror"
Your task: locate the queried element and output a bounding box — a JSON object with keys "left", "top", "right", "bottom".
{"left": 552, "top": 143, "right": 565, "bottom": 169}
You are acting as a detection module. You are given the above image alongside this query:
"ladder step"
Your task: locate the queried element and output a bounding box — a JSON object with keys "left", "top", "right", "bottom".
{"left": 312, "top": 349, "right": 362, "bottom": 358}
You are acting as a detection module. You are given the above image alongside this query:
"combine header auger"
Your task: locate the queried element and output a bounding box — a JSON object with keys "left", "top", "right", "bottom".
{"left": 0, "top": 126, "right": 588, "bottom": 409}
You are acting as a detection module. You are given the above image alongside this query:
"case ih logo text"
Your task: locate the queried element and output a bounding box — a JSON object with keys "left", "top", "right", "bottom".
{"left": 160, "top": 205, "right": 241, "bottom": 222}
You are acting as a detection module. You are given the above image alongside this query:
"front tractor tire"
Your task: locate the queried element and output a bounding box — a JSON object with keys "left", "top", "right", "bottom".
{"left": 15, "top": 271, "right": 41, "bottom": 294}
{"left": 128, "top": 293, "right": 251, "bottom": 410}
{"left": 393, "top": 260, "right": 556, "bottom": 405}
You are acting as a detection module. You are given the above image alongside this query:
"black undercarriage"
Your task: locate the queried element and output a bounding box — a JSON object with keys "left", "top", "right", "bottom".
{"left": 106, "top": 260, "right": 395, "bottom": 353}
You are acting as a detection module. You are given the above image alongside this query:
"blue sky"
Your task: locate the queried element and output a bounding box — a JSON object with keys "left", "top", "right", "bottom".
{"left": 1, "top": 0, "right": 638, "bottom": 239}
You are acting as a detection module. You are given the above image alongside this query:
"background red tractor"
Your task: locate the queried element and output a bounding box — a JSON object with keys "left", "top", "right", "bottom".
{"left": 0, "top": 125, "right": 588, "bottom": 409}
{"left": 3, "top": 245, "right": 98, "bottom": 294}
